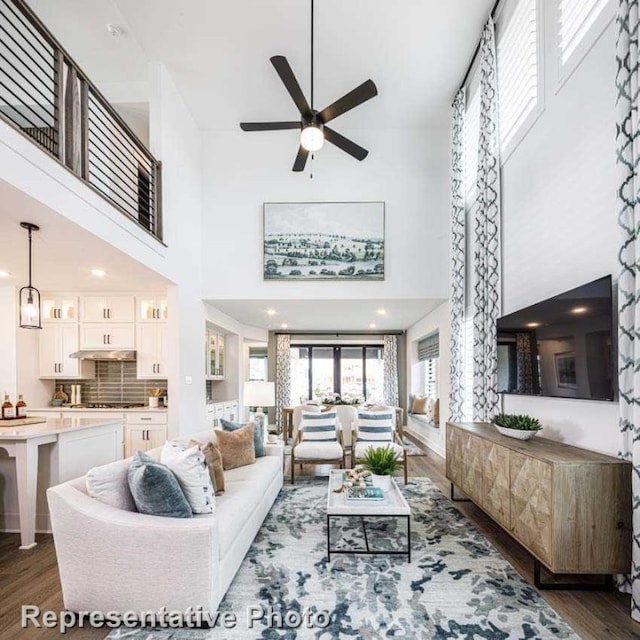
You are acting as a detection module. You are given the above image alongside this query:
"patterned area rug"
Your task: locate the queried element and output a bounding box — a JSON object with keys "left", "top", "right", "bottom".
{"left": 107, "top": 478, "right": 578, "bottom": 640}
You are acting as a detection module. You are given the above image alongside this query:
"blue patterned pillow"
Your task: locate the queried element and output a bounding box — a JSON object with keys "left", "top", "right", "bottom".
{"left": 220, "top": 418, "right": 265, "bottom": 457}
{"left": 127, "top": 451, "right": 192, "bottom": 518}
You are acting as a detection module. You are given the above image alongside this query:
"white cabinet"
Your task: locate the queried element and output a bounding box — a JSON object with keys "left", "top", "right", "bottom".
{"left": 205, "top": 330, "right": 225, "bottom": 380}
{"left": 80, "top": 296, "right": 135, "bottom": 323}
{"left": 124, "top": 412, "right": 168, "bottom": 457}
{"left": 39, "top": 324, "right": 94, "bottom": 379}
{"left": 136, "top": 324, "right": 167, "bottom": 378}
{"left": 137, "top": 297, "right": 168, "bottom": 322}
{"left": 80, "top": 323, "right": 135, "bottom": 349}
{"left": 42, "top": 295, "right": 78, "bottom": 322}
{"left": 206, "top": 400, "right": 239, "bottom": 427}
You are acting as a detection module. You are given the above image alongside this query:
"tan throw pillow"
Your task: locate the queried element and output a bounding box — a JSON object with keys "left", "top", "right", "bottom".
{"left": 433, "top": 398, "right": 440, "bottom": 424}
{"left": 215, "top": 424, "right": 256, "bottom": 470}
{"left": 189, "top": 439, "right": 225, "bottom": 495}
{"left": 411, "top": 396, "right": 428, "bottom": 414}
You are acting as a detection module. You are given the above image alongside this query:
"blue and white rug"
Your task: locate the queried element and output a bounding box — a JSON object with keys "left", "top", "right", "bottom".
{"left": 108, "top": 477, "right": 578, "bottom": 639}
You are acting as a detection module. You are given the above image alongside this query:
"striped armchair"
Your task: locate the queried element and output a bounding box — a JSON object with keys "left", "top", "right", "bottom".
{"left": 352, "top": 408, "right": 408, "bottom": 484}
{"left": 291, "top": 409, "right": 345, "bottom": 484}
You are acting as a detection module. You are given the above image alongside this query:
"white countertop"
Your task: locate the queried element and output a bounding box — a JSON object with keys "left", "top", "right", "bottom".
{"left": 29, "top": 407, "right": 168, "bottom": 413}
{"left": 0, "top": 417, "right": 124, "bottom": 440}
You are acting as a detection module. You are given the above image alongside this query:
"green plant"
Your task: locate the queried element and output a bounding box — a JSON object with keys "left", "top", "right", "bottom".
{"left": 361, "top": 445, "right": 402, "bottom": 476}
{"left": 493, "top": 413, "right": 542, "bottom": 431}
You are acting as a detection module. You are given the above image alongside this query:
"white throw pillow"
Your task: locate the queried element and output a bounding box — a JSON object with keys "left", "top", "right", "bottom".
{"left": 86, "top": 458, "right": 137, "bottom": 512}
{"left": 160, "top": 440, "right": 216, "bottom": 514}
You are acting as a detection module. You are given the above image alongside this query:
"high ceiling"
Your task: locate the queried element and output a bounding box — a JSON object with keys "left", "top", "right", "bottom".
{"left": 27, "top": 0, "right": 492, "bottom": 131}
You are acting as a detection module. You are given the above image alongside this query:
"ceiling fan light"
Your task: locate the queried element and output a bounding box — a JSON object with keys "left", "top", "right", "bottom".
{"left": 300, "top": 124, "right": 324, "bottom": 151}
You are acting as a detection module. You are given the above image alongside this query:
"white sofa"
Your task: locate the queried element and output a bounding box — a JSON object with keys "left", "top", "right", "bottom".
{"left": 46, "top": 429, "right": 283, "bottom": 615}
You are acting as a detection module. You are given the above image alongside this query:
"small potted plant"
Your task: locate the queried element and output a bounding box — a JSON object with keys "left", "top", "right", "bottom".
{"left": 493, "top": 413, "right": 542, "bottom": 440}
{"left": 360, "top": 445, "right": 401, "bottom": 492}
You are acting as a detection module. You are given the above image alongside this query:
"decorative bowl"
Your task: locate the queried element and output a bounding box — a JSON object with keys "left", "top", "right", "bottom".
{"left": 494, "top": 425, "right": 541, "bottom": 441}
{"left": 51, "top": 399, "right": 64, "bottom": 407}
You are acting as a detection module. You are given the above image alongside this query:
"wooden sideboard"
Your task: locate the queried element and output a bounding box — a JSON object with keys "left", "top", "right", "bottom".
{"left": 446, "top": 422, "right": 631, "bottom": 580}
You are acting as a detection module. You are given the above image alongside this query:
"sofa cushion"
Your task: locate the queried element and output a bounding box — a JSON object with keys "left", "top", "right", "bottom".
{"left": 190, "top": 439, "right": 225, "bottom": 495}
{"left": 127, "top": 451, "right": 192, "bottom": 518}
{"left": 85, "top": 458, "right": 136, "bottom": 512}
{"left": 221, "top": 418, "right": 265, "bottom": 457}
{"left": 161, "top": 441, "right": 215, "bottom": 514}
{"left": 300, "top": 411, "right": 338, "bottom": 441}
{"left": 216, "top": 424, "right": 256, "bottom": 470}
{"left": 410, "top": 396, "right": 430, "bottom": 415}
{"left": 293, "top": 440, "right": 343, "bottom": 460}
{"left": 355, "top": 441, "right": 404, "bottom": 460}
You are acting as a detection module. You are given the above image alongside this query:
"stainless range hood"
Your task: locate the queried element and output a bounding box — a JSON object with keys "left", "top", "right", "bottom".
{"left": 69, "top": 350, "right": 137, "bottom": 361}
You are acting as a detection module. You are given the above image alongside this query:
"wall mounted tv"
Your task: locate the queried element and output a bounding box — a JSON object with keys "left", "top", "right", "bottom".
{"left": 496, "top": 276, "right": 614, "bottom": 401}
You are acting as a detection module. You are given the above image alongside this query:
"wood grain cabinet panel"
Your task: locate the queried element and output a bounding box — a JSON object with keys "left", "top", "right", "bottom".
{"left": 446, "top": 422, "right": 632, "bottom": 575}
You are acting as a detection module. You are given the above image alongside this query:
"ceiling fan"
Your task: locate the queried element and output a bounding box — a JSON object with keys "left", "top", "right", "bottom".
{"left": 240, "top": 0, "right": 378, "bottom": 172}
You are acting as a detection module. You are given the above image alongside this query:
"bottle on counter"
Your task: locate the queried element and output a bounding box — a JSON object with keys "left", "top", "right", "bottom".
{"left": 16, "top": 394, "right": 27, "bottom": 418}
{"left": 2, "top": 394, "right": 15, "bottom": 420}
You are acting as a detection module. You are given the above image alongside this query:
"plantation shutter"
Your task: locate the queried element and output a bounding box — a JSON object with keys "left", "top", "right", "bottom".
{"left": 496, "top": 0, "right": 539, "bottom": 153}
{"left": 558, "top": 0, "right": 610, "bottom": 65}
{"left": 418, "top": 332, "right": 439, "bottom": 362}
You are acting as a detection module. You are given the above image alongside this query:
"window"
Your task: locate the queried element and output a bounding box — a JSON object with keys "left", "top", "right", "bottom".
{"left": 417, "top": 333, "right": 440, "bottom": 400}
{"left": 290, "top": 345, "right": 384, "bottom": 404}
{"left": 248, "top": 346, "right": 268, "bottom": 381}
{"left": 557, "top": 0, "right": 614, "bottom": 83}
{"left": 496, "top": 0, "right": 542, "bottom": 158}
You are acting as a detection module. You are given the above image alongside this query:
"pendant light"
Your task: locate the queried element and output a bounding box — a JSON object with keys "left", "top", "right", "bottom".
{"left": 19, "top": 222, "right": 41, "bottom": 330}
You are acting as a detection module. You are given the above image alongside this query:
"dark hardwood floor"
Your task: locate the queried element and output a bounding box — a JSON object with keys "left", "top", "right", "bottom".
{"left": 1, "top": 446, "right": 639, "bottom": 639}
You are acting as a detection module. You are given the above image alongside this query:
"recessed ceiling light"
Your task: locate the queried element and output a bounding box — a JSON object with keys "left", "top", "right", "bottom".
{"left": 525, "top": 322, "right": 540, "bottom": 328}
{"left": 369, "top": 323, "right": 377, "bottom": 329}
{"left": 281, "top": 323, "right": 288, "bottom": 329}
{"left": 376, "top": 308, "right": 387, "bottom": 316}
{"left": 91, "top": 268, "right": 107, "bottom": 278}
{"left": 571, "top": 307, "right": 587, "bottom": 314}
{"left": 0, "top": 270, "right": 10, "bottom": 278}
{"left": 266, "top": 308, "right": 276, "bottom": 316}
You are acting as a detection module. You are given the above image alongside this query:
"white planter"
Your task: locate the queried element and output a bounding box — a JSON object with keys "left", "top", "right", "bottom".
{"left": 494, "top": 425, "right": 540, "bottom": 441}
{"left": 371, "top": 473, "right": 392, "bottom": 492}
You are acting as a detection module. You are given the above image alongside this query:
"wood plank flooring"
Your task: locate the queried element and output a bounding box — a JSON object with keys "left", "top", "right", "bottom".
{"left": 0, "top": 447, "right": 638, "bottom": 639}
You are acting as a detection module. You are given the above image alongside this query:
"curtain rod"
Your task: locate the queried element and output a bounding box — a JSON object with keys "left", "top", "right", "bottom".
{"left": 273, "top": 330, "right": 405, "bottom": 336}
{"left": 454, "top": 0, "right": 501, "bottom": 101}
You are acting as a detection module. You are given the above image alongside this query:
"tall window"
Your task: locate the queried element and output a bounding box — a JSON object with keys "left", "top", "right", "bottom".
{"left": 417, "top": 333, "right": 439, "bottom": 400}
{"left": 290, "top": 345, "right": 384, "bottom": 404}
{"left": 496, "top": 0, "right": 542, "bottom": 157}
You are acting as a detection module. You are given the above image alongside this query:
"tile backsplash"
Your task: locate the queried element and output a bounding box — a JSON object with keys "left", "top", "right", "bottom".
{"left": 56, "top": 361, "right": 167, "bottom": 404}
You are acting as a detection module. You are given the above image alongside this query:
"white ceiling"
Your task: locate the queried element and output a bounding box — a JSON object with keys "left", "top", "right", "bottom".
{"left": 0, "top": 180, "right": 170, "bottom": 292}
{"left": 207, "top": 298, "right": 444, "bottom": 331}
{"left": 27, "top": 0, "right": 493, "bottom": 131}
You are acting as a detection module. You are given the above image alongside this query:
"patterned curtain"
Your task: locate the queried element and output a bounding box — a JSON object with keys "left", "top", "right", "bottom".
{"left": 472, "top": 19, "right": 501, "bottom": 422}
{"left": 616, "top": 0, "right": 640, "bottom": 617}
{"left": 515, "top": 333, "right": 534, "bottom": 394}
{"left": 383, "top": 335, "right": 399, "bottom": 407}
{"left": 275, "top": 334, "right": 291, "bottom": 431}
{"left": 449, "top": 89, "right": 466, "bottom": 422}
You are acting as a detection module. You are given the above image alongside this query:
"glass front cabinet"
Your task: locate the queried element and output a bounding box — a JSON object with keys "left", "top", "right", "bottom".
{"left": 206, "top": 328, "right": 225, "bottom": 380}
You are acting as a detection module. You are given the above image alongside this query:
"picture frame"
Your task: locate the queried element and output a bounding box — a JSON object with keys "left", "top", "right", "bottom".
{"left": 263, "top": 202, "right": 385, "bottom": 281}
{"left": 554, "top": 351, "right": 577, "bottom": 388}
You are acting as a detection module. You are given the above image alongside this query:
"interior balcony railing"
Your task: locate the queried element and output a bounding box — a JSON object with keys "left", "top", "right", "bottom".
{"left": 0, "top": 0, "right": 163, "bottom": 241}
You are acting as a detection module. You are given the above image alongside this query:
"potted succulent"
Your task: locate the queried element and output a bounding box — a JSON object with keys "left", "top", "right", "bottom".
{"left": 360, "top": 445, "right": 402, "bottom": 492}
{"left": 493, "top": 413, "right": 542, "bottom": 441}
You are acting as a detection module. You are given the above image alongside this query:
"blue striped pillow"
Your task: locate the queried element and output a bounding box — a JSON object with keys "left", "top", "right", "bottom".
{"left": 300, "top": 411, "right": 337, "bottom": 441}
{"left": 357, "top": 411, "right": 394, "bottom": 442}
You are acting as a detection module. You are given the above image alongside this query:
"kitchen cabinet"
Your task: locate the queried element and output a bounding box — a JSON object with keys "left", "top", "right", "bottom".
{"left": 39, "top": 324, "right": 94, "bottom": 379}
{"left": 205, "top": 330, "right": 225, "bottom": 379}
{"left": 80, "top": 323, "right": 135, "bottom": 350}
{"left": 136, "top": 324, "right": 167, "bottom": 378}
{"left": 137, "top": 297, "right": 168, "bottom": 322}
{"left": 80, "top": 296, "right": 135, "bottom": 323}
{"left": 205, "top": 400, "right": 239, "bottom": 427}
{"left": 124, "top": 412, "right": 167, "bottom": 457}
{"left": 42, "top": 295, "right": 77, "bottom": 322}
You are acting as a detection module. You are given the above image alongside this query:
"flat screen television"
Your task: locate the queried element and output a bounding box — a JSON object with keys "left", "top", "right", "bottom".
{"left": 496, "top": 276, "right": 614, "bottom": 401}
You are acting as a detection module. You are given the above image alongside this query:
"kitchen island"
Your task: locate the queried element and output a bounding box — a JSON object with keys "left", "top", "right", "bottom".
{"left": 0, "top": 417, "right": 124, "bottom": 549}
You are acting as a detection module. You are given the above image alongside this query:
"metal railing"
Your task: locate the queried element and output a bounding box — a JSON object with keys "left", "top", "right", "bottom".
{"left": 0, "top": 0, "right": 162, "bottom": 241}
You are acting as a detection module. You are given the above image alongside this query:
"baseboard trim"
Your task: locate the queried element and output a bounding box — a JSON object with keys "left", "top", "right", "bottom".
{"left": 0, "top": 513, "right": 52, "bottom": 534}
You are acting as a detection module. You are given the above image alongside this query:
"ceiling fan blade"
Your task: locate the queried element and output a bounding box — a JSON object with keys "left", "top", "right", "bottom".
{"left": 292, "top": 145, "right": 309, "bottom": 172}
{"left": 240, "top": 121, "right": 301, "bottom": 131}
{"left": 323, "top": 127, "right": 368, "bottom": 161}
{"left": 317, "top": 79, "right": 378, "bottom": 124}
{"left": 270, "top": 56, "right": 312, "bottom": 118}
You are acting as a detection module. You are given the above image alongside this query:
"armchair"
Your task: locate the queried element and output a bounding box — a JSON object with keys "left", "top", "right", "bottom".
{"left": 291, "top": 410, "right": 346, "bottom": 484}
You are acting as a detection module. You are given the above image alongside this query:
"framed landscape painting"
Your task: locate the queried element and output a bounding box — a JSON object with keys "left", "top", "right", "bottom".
{"left": 263, "top": 202, "right": 385, "bottom": 281}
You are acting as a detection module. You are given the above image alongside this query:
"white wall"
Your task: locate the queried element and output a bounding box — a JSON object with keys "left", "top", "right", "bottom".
{"left": 201, "top": 126, "right": 450, "bottom": 301}
{"left": 406, "top": 301, "right": 450, "bottom": 457}
{"left": 501, "top": 16, "right": 618, "bottom": 455}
